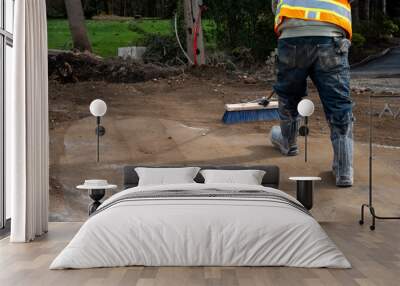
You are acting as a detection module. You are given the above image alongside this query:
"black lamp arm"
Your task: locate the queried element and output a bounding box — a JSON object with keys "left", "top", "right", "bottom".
{"left": 95, "top": 117, "right": 106, "bottom": 137}
{"left": 305, "top": 116, "right": 308, "bottom": 162}
{"left": 95, "top": 116, "right": 106, "bottom": 163}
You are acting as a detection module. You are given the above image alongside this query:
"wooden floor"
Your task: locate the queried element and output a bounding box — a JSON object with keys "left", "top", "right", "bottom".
{"left": 1, "top": 221, "right": 400, "bottom": 286}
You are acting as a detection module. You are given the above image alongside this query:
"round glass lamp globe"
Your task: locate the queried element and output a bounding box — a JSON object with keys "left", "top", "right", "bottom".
{"left": 90, "top": 99, "right": 107, "bottom": 117}
{"left": 297, "top": 99, "right": 315, "bottom": 117}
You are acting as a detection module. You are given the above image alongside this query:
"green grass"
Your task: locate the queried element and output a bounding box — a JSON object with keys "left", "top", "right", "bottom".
{"left": 48, "top": 18, "right": 217, "bottom": 58}
{"left": 47, "top": 19, "right": 173, "bottom": 58}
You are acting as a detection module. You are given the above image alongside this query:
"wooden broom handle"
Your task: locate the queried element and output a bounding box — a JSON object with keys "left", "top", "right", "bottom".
{"left": 267, "top": 90, "right": 276, "bottom": 100}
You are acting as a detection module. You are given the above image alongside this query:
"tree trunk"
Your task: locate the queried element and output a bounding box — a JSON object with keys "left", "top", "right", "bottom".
{"left": 363, "top": 0, "right": 370, "bottom": 21}
{"left": 382, "top": 0, "right": 387, "bottom": 15}
{"left": 183, "top": 0, "right": 195, "bottom": 63}
{"left": 183, "top": 0, "right": 205, "bottom": 65}
{"left": 352, "top": 0, "right": 360, "bottom": 25}
{"left": 64, "top": 0, "right": 92, "bottom": 52}
{"left": 102, "top": 0, "right": 111, "bottom": 14}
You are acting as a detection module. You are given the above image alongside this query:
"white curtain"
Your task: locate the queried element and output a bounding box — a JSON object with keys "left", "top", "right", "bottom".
{"left": 9, "top": 0, "right": 49, "bottom": 242}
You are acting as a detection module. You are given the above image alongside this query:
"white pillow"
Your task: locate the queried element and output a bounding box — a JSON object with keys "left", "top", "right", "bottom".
{"left": 200, "top": 169, "right": 266, "bottom": 185}
{"left": 135, "top": 167, "right": 201, "bottom": 186}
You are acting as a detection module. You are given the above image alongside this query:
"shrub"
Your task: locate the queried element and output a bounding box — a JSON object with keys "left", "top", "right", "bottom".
{"left": 205, "top": 0, "right": 277, "bottom": 61}
{"left": 142, "top": 34, "right": 183, "bottom": 64}
{"left": 351, "top": 33, "right": 366, "bottom": 49}
{"left": 393, "top": 18, "right": 400, "bottom": 37}
{"left": 354, "top": 14, "right": 399, "bottom": 41}
{"left": 253, "top": 12, "right": 277, "bottom": 60}
{"left": 381, "top": 18, "right": 399, "bottom": 36}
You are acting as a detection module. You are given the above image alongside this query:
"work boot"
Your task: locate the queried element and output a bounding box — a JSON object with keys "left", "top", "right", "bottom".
{"left": 331, "top": 122, "right": 354, "bottom": 187}
{"left": 270, "top": 119, "right": 300, "bottom": 156}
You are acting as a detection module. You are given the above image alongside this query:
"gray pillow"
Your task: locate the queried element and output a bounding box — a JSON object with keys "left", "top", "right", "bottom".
{"left": 135, "top": 167, "right": 201, "bottom": 186}
{"left": 200, "top": 169, "right": 266, "bottom": 185}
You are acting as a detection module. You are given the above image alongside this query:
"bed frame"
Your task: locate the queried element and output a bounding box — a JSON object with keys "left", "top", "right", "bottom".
{"left": 123, "top": 165, "right": 280, "bottom": 189}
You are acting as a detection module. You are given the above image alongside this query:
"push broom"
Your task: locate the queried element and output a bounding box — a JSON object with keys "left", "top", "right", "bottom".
{"left": 222, "top": 91, "right": 280, "bottom": 124}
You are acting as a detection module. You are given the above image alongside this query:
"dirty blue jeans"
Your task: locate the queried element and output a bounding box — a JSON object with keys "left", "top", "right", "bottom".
{"left": 273, "top": 36, "right": 353, "bottom": 184}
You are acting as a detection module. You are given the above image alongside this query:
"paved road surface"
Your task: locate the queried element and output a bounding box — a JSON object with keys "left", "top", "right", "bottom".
{"left": 352, "top": 47, "right": 400, "bottom": 78}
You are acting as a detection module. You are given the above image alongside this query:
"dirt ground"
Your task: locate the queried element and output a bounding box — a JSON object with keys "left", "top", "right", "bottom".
{"left": 49, "top": 70, "right": 400, "bottom": 146}
{"left": 48, "top": 70, "right": 400, "bottom": 222}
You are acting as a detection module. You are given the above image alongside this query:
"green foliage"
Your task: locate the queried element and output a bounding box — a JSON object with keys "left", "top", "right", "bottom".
{"left": 128, "top": 16, "right": 183, "bottom": 63}
{"left": 128, "top": 19, "right": 172, "bottom": 41}
{"left": 202, "top": 20, "right": 218, "bottom": 52}
{"left": 128, "top": 21, "right": 147, "bottom": 35}
{"left": 142, "top": 34, "right": 183, "bottom": 64}
{"left": 48, "top": 18, "right": 218, "bottom": 58}
{"left": 176, "top": 0, "right": 187, "bottom": 49}
{"left": 392, "top": 18, "right": 400, "bottom": 37}
{"left": 46, "top": 0, "right": 66, "bottom": 18}
{"left": 350, "top": 13, "right": 399, "bottom": 63}
{"left": 381, "top": 18, "right": 399, "bottom": 36}
{"left": 82, "top": 0, "right": 98, "bottom": 19}
{"left": 231, "top": 47, "right": 255, "bottom": 68}
{"left": 79, "top": 0, "right": 177, "bottom": 19}
{"left": 351, "top": 33, "right": 366, "bottom": 49}
{"left": 204, "top": 0, "right": 276, "bottom": 60}
{"left": 253, "top": 12, "right": 277, "bottom": 59}
{"left": 354, "top": 13, "right": 399, "bottom": 42}
{"left": 47, "top": 19, "right": 73, "bottom": 50}
{"left": 48, "top": 19, "right": 172, "bottom": 57}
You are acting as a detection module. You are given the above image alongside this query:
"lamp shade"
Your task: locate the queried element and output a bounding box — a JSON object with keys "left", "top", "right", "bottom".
{"left": 298, "top": 99, "right": 315, "bottom": 117}
{"left": 90, "top": 99, "right": 107, "bottom": 117}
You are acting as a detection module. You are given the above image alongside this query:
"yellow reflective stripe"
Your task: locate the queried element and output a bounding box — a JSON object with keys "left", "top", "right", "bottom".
{"left": 317, "top": 0, "right": 351, "bottom": 11}
{"left": 277, "top": 0, "right": 284, "bottom": 11}
{"left": 280, "top": 4, "right": 351, "bottom": 23}
{"left": 276, "top": 0, "right": 351, "bottom": 19}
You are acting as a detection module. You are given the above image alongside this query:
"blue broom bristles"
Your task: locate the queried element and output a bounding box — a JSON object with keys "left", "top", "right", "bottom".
{"left": 222, "top": 109, "right": 280, "bottom": 124}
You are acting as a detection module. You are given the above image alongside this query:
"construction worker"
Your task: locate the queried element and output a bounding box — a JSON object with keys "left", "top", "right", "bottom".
{"left": 270, "top": 0, "right": 354, "bottom": 187}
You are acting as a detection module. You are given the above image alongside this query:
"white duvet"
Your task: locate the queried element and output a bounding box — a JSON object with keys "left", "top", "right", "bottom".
{"left": 50, "top": 183, "right": 351, "bottom": 269}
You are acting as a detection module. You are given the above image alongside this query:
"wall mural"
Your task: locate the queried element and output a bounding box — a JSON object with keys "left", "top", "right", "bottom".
{"left": 46, "top": 0, "right": 400, "bottom": 225}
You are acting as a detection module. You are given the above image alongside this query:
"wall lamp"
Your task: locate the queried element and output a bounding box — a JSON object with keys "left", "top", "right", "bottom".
{"left": 89, "top": 99, "right": 107, "bottom": 162}
{"left": 298, "top": 99, "right": 315, "bottom": 163}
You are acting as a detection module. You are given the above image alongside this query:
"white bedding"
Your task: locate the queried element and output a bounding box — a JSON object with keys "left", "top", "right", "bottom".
{"left": 50, "top": 183, "right": 351, "bottom": 269}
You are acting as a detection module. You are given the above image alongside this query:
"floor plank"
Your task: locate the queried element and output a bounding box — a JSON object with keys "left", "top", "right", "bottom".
{"left": 1, "top": 221, "right": 400, "bottom": 286}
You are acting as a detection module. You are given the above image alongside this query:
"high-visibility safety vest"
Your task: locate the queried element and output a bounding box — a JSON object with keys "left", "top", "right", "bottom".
{"left": 274, "top": 0, "right": 352, "bottom": 39}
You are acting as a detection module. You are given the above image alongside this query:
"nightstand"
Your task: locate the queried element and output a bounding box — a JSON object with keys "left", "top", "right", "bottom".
{"left": 289, "top": 177, "right": 321, "bottom": 210}
{"left": 77, "top": 180, "right": 117, "bottom": 215}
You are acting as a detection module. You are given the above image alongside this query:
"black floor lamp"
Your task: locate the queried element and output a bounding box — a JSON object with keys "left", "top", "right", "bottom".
{"left": 89, "top": 99, "right": 107, "bottom": 162}
{"left": 359, "top": 95, "right": 400, "bottom": 231}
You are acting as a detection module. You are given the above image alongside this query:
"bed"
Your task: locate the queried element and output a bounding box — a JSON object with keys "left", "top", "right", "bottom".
{"left": 50, "top": 165, "right": 350, "bottom": 269}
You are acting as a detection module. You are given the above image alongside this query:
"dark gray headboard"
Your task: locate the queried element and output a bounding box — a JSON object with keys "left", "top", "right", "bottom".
{"left": 123, "top": 165, "right": 280, "bottom": 189}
